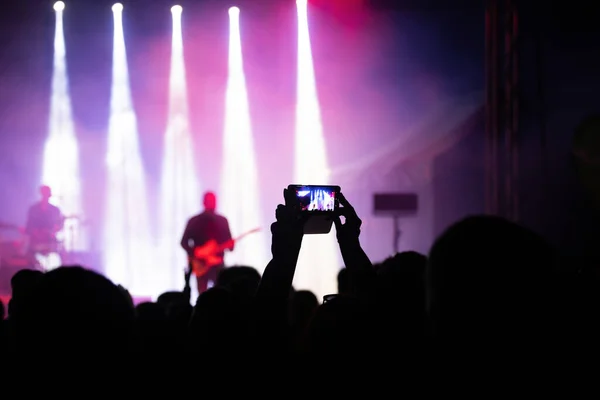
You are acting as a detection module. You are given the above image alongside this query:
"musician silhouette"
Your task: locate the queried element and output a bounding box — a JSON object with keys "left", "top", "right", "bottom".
{"left": 181, "top": 192, "right": 234, "bottom": 294}
{"left": 25, "top": 185, "right": 64, "bottom": 269}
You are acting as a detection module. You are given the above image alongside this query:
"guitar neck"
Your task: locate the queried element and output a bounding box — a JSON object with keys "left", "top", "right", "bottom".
{"left": 214, "top": 234, "right": 250, "bottom": 253}
{"left": 194, "top": 229, "right": 260, "bottom": 256}
{"left": 216, "top": 239, "right": 234, "bottom": 253}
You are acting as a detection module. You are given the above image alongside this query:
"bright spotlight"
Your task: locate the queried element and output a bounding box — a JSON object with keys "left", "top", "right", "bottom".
{"left": 171, "top": 5, "right": 182, "bottom": 14}
{"left": 104, "top": 0, "right": 154, "bottom": 297}
{"left": 43, "top": 0, "right": 85, "bottom": 257}
{"left": 158, "top": 0, "right": 201, "bottom": 294}
{"left": 112, "top": 3, "right": 123, "bottom": 12}
{"left": 296, "top": 0, "right": 307, "bottom": 6}
{"left": 220, "top": 2, "right": 269, "bottom": 275}
{"left": 293, "top": 0, "right": 339, "bottom": 300}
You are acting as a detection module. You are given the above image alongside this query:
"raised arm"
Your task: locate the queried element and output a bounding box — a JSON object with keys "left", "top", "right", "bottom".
{"left": 253, "top": 189, "right": 306, "bottom": 350}
{"left": 257, "top": 189, "right": 305, "bottom": 301}
{"left": 333, "top": 193, "right": 375, "bottom": 297}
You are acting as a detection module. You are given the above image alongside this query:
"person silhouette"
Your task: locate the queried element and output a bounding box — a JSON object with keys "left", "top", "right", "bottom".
{"left": 181, "top": 192, "right": 234, "bottom": 294}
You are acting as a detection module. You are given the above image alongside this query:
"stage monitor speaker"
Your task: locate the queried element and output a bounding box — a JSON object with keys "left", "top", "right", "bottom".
{"left": 373, "top": 193, "right": 418, "bottom": 216}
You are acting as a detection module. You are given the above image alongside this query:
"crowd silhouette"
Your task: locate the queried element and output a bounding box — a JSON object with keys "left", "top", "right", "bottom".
{"left": 0, "top": 188, "right": 597, "bottom": 362}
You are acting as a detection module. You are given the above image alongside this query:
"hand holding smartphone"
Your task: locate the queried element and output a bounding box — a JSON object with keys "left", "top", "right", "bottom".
{"left": 287, "top": 184, "right": 341, "bottom": 234}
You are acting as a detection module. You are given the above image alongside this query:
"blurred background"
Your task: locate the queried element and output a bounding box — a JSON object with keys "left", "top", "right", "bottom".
{"left": 0, "top": 0, "right": 598, "bottom": 299}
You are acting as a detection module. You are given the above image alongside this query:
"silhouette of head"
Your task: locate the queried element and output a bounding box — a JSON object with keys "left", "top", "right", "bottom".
{"left": 39, "top": 185, "right": 52, "bottom": 202}
{"left": 156, "top": 291, "right": 193, "bottom": 325}
{"left": 190, "top": 287, "right": 243, "bottom": 354}
{"left": 374, "top": 252, "right": 428, "bottom": 339}
{"left": 204, "top": 192, "right": 217, "bottom": 212}
{"left": 427, "top": 215, "right": 557, "bottom": 345}
{"left": 289, "top": 290, "right": 319, "bottom": 328}
{"left": 134, "top": 302, "right": 170, "bottom": 351}
{"left": 9, "top": 269, "right": 43, "bottom": 320}
{"left": 11, "top": 269, "right": 44, "bottom": 296}
{"left": 15, "top": 266, "right": 135, "bottom": 351}
{"left": 216, "top": 266, "right": 261, "bottom": 298}
{"left": 306, "top": 296, "right": 366, "bottom": 357}
{"left": 136, "top": 301, "right": 167, "bottom": 321}
{"left": 573, "top": 113, "right": 600, "bottom": 208}
{"left": 157, "top": 291, "right": 186, "bottom": 310}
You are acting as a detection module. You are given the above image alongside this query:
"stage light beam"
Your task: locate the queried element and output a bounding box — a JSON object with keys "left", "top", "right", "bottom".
{"left": 42, "top": 0, "right": 84, "bottom": 263}
{"left": 158, "top": 3, "right": 201, "bottom": 292}
{"left": 294, "top": 0, "right": 340, "bottom": 300}
{"left": 112, "top": 3, "right": 123, "bottom": 12}
{"left": 104, "top": 4, "right": 154, "bottom": 297}
{"left": 171, "top": 5, "right": 182, "bottom": 14}
{"left": 220, "top": 7, "right": 268, "bottom": 272}
{"left": 53, "top": 1, "right": 65, "bottom": 11}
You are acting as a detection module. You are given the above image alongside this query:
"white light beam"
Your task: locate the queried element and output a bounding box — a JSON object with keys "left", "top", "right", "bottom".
{"left": 220, "top": 6, "right": 269, "bottom": 272}
{"left": 103, "top": 4, "right": 155, "bottom": 297}
{"left": 42, "top": 1, "right": 84, "bottom": 255}
{"left": 294, "top": 0, "right": 340, "bottom": 300}
{"left": 158, "top": 4, "right": 201, "bottom": 292}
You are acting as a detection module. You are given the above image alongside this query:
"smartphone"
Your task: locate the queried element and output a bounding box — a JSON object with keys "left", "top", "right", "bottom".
{"left": 323, "top": 294, "right": 338, "bottom": 303}
{"left": 287, "top": 184, "right": 341, "bottom": 234}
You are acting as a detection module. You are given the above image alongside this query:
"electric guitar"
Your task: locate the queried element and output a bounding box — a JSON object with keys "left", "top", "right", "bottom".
{"left": 188, "top": 227, "right": 261, "bottom": 278}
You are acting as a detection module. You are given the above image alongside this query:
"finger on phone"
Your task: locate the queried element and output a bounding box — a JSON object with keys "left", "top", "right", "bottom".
{"left": 283, "top": 188, "right": 298, "bottom": 207}
{"left": 338, "top": 192, "right": 352, "bottom": 208}
{"left": 333, "top": 215, "right": 342, "bottom": 229}
{"left": 275, "top": 204, "right": 285, "bottom": 220}
{"left": 334, "top": 206, "right": 348, "bottom": 218}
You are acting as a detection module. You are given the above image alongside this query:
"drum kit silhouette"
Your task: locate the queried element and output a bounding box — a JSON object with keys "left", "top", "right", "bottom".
{"left": 0, "top": 215, "right": 86, "bottom": 272}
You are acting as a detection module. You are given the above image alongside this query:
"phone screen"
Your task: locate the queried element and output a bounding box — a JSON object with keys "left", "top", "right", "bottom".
{"left": 292, "top": 185, "right": 339, "bottom": 212}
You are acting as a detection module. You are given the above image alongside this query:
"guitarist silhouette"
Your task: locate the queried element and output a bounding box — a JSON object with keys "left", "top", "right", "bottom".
{"left": 181, "top": 192, "right": 234, "bottom": 294}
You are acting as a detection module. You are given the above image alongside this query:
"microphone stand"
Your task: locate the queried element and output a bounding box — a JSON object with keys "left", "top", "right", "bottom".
{"left": 393, "top": 215, "right": 401, "bottom": 254}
